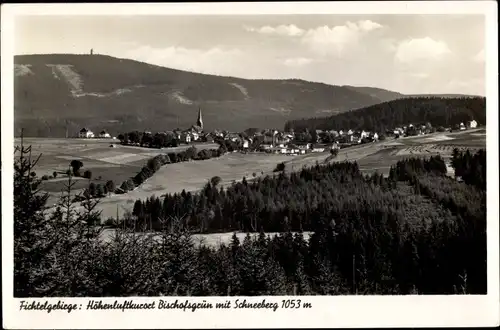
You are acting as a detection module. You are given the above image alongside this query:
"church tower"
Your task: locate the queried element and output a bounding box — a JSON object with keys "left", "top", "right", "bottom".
{"left": 196, "top": 107, "right": 203, "bottom": 129}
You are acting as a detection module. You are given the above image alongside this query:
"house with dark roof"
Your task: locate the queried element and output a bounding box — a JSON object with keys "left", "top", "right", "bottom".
{"left": 79, "top": 128, "right": 94, "bottom": 138}
{"left": 99, "top": 130, "right": 111, "bottom": 138}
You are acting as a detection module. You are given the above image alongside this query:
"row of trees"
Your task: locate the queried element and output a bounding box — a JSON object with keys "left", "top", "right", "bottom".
{"left": 284, "top": 97, "right": 485, "bottom": 134}
{"left": 118, "top": 146, "right": 223, "bottom": 194}
{"left": 117, "top": 131, "right": 180, "bottom": 149}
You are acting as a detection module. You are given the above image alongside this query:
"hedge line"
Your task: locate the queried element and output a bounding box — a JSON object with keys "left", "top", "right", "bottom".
{"left": 117, "top": 146, "right": 223, "bottom": 194}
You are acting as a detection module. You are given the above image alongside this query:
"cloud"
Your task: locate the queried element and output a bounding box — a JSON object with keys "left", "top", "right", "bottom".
{"left": 357, "top": 20, "right": 384, "bottom": 32}
{"left": 283, "top": 57, "right": 313, "bottom": 67}
{"left": 395, "top": 37, "right": 451, "bottom": 63}
{"left": 244, "top": 24, "right": 304, "bottom": 37}
{"left": 473, "top": 49, "right": 485, "bottom": 62}
{"left": 244, "top": 20, "right": 383, "bottom": 58}
{"left": 300, "top": 20, "right": 384, "bottom": 57}
{"left": 123, "top": 45, "right": 245, "bottom": 76}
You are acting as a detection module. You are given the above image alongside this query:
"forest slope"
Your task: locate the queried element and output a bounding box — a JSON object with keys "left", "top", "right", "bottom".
{"left": 14, "top": 54, "right": 474, "bottom": 137}
{"left": 284, "top": 96, "right": 486, "bottom": 132}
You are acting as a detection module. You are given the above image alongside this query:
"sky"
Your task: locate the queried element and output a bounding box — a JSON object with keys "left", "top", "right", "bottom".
{"left": 14, "top": 14, "right": 486, "bottom": 95}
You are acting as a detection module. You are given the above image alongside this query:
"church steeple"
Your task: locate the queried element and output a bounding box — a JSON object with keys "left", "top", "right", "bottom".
{"left": 196, "top": 107, "right": 203, "bottom": 129}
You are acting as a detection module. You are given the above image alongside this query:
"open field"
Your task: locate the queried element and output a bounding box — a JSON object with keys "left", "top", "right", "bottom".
{"left": 79, "top": 152, "right": 313, "bottom": 220}
{"left": 99, "top": 229, "right": 313, "bottom": 247}
{"left": 15, "top": 137, "right": 217, "bottom": 204}
{"left": 356, "top": 128, "right": 485, "bottom": 176}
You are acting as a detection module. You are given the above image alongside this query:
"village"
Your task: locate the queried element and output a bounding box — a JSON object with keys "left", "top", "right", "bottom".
{"left": 76, "top": 107, "right": 479, "bottom": 156}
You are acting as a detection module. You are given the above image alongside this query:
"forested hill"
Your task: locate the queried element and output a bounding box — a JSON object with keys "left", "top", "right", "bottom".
{"left": 14, "top": 54, "right": 475, "bottom": 137}
{"left": 284, "top": 96, "right": 486, "bottom": 132}
{"left": 14, "top": 54, "right": 404, "bottom": 137}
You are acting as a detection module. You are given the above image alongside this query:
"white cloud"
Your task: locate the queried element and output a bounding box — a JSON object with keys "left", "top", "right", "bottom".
{"left": 283, "top": 57, "right": 313, "bottom": 67}
{"left": 473, "top": 49, "right": 485, "bottom": 62}
{"left": 301, "top": 20, "right": 383, "bottom": 57}
{"left": 244, "top": 24, "right": 304, "bottom": 37}
{"left": 123, "top": 45, "right": 245, "bottom": 76}
{"left": 357, "top": 20, "right": 383, "bottom": 31}
{"left": 395, "top": 37, "right": 451, "bottom": 63}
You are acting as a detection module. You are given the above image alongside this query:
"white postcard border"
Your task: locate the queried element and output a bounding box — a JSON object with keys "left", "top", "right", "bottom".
{"left": 2, "top": 2, "right": 499, "bottom": 329}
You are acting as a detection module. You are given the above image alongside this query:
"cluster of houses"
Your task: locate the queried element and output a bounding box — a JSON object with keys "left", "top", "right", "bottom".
{"left": 249, "top": 129, "right": 376, "bottom": 155}
{"left": 78, "top": 128, "right": 113, "bottom": 139}
{"left": 392, "top": 119, "right": 478, "bottom": 138}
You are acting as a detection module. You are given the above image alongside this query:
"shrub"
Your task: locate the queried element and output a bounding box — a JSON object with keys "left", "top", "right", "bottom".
{"left": 41, "top": 175, "right": 49, "bottom": 180}
{"left": 127, "top": 179, "right": 135, "bottom": 191}
{"left": 211, "top": 176, "right": 222, "bottom": 187}
{"left": 53, "top": 171, "right": 58, "bottom": 178}
{"left": 162, "top": 154, "right": 171, "bottom": 164}
{"left": 105, "top": 180, "right": 115, "bottom": 194}
{"left": 185, "top": 146, "right": 198, "bottom": 159}
{"left": 147, "top": 157, "right": 162, "bottom": 172}
{"left": 168, "top": 153, "right": 178, "bottom": 163}
{"left": 70, "top": 160, "right": 83, "bottom": 175}
{"left": 96, "top": 184, "right": 105, "bottom": 198}
{"left": 65, "top": 169, "right": 72, "bottom": 176}
{"left": 83, "top": 170, "right": 92, "bottom": 179}
{"left": 104, "top": 217, "right": 117, "bottom": 227}
{"left": 120, "top": 181, "right": 130, "bottom": 192}
{"left": 89, "top": 183, "right": 97, "bottom": 197}
{"left": 274, "top": 162, "right": 286, "bottom": 172}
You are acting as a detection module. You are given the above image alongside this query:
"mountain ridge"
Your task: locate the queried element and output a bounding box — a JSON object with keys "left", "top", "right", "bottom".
{"left": 14, "top": 54, "right": 476, "bottom": 137}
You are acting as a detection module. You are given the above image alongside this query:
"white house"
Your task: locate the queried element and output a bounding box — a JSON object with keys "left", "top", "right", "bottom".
{"left": 79, "top": 128, "right": 94, "bottom": 138}
{"left": 296, "top": 143, "right": 311, "bottom": 151}
{"left": 99, "top": 130, "right": 111, "bottom": 138}
{"left": 281, "top": 134, "right": 293, "bottom": 143}
{"left": 182, "top": 132, "right": 192, "bottom": 143}
{"left": 360, "top": 130, "right": 369, "bottom": 139}
{"left": 459, "top": 122, "right": 466, "bottom": 130}
{"left": 260, "top": 144, "right": 273, "bottom": 151}
{"left": 242, "top": 139, "right": 250, "bottom": 149}
{"left": 339, "top": 130, "right": 344, "bottom": 136}
{"left": 312, "top": 145, "right": 326, "bottom": 153}
{"left": 372, "top": 132, "right": 379, "bottom": 141}
{"left": 347, "top": 129, "right": 354, "bottom": 135}
{"left": 468, "top": 120, "right": 478, "bottom": 129}
{"left": 394, "top": 128, "right": 404, "bottom": 136}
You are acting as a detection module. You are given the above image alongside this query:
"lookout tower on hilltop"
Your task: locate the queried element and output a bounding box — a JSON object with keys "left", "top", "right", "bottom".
{"left": 196, "top": 107, "right": 203, "bottom": 129}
